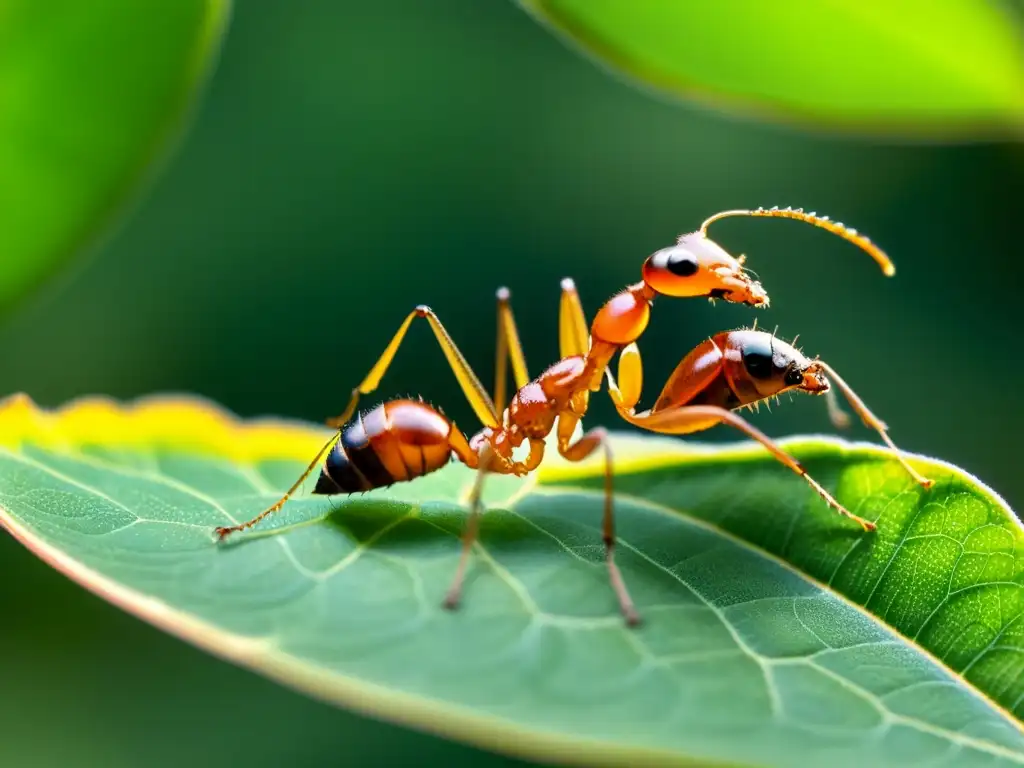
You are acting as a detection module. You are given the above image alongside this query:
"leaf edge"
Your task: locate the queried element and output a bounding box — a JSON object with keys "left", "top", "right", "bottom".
{"left": 0, "top": 0, "right": 235, "bottom": 318}
{"left": 515, "top": 0, "right": 1024, "bottom": 142}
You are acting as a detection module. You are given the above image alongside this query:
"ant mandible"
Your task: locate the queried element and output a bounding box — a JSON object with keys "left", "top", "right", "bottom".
{"left": 214, "top": 207, "right": 901, "bottom": 627}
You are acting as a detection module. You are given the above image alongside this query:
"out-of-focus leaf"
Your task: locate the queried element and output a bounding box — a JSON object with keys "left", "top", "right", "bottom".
{"left": 0, "top": 0, "right": 231, "bottom": 311}
{"left": 518, "top": 0, "right": 1024, "bottom": 139}
{"left": 1, "top": 394, "right": 1023, "bottom": 767}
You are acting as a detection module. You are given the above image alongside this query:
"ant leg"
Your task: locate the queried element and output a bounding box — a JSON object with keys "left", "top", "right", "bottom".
{"left": 215, "top": 433, "right": 340, "bottom": 540}
{"left": 494, "top": 287, "right": 530, "bottom": 415}
{"left": 325, "top": 306, "right": 499, "bottom": 431}
{"left": 815, "top": 361, "right": 933, "bottom": 488}
{"left": 619, "top": 405, "right": 877, "bottom": 531}
{"left": 559, "top": 277, "right": 589, "bottom": 359}
{"left": 443, "top": 443, "right": 493, "bottom": 611}
{"left": 557, "top": 414, "right": 641, "bottom": 626}
{"left": 607, "top": 337, "right": 723, "bottom": 416}
{"left": 558, "top": 278, "right": 594, "bottom": 413}
{"left": 825, "top": 388, "right": 852, "bottom": 429}
{"left": 221, "top": 415, "right": 483, "bottom": 543}
{"left": 493, "top": 277, "right": 590, "bottom": 413}
{"left": 606, "top": 342, "right": 644, "bottom": 412}
{"left": 444, "top": 438, "right": 544, "bottom": 612}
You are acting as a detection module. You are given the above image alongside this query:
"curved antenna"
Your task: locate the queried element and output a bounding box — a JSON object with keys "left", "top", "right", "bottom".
{"left": 815, "top": 360, "right": 932, "bottom": 488}
{"left": 700, "top": 206, "right": 895, "bottom": 277}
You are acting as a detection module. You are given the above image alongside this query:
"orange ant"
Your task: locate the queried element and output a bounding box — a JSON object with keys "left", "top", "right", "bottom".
{"left": 606, "top": 327, "right": 933, "bottom": 527}
{"left": 214, "top": 207, "right": 905, "bottom": 627}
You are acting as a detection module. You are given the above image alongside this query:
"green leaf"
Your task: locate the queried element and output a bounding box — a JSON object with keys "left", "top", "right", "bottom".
{"left": 1, "top": 394, "right": 1023, "bottom": 767}
{"left": 0, "top": 0, "right": 231, "bottom": 312}
{"left": 517, "top": 0, "right": 1024, "bottom": 140}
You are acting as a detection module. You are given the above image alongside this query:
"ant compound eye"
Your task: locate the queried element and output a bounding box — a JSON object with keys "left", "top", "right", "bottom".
{"left": 784, "top": 368, "right": 803, "bottom": 386}
{"left": 642, "top": 241, "right": 727, "bottom": 298}
{"left": 741, "top": 337, "right": 770, "bottom": 382}
{"left": 742, "top": 349, "right": 774, "bottom": 379}
{"left": 648, "top": 247, "right": 699, "bottom": 278}
{"left": 665, "top": 249, "right": 699, "bottom": 277}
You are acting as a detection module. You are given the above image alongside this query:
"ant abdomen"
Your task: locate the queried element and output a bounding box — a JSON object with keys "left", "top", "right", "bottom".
{"left": 313, "top": 399, "right": 455, "bottom": 495}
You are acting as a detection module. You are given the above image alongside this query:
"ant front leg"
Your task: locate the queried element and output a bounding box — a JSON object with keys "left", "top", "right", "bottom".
{"left": 443, "top": 443, "right": 492, "bottom": 612}
{"left": 824, "top": 387, "right": 852, "bottom": 429}
{"left": 605, "top": 342, "right": 644, "bottom": 413}
{"left": 443, "top": 437, "right": 545, "bottom": 612}
{"left": 618, "top": 404, "right": 877, "bottom": 532}
{"left": 606, "top": 339, "right": 721, "bottom": 418}
{"left": 556, "top": 413, "right": 641, "bottom": 626}
{"left": 813, "top": 360, "right": 933, "bottom": 488}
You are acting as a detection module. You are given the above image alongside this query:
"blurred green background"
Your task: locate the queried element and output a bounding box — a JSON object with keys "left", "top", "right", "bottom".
{"left": 1, "top": 1, "right": 1022, "bottom": 765}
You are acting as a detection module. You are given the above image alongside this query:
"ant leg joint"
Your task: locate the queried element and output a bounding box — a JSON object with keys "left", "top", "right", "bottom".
{"left": 325, "top": 387, "right": 359, "bottom": 429}
{"left": 561, "top": 277, "right": 576, "bottom": 291}
{"left": 442, "top": 592, "right": 461, "bottom": 611}
{"left": 414, "top": 305, "right": 432, "bottom": 317}
{"left": 496, "top": 286, "right": 510, "bottom": 301}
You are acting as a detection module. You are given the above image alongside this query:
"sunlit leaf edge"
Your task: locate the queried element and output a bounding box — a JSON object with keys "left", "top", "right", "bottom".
{"left": 515, "top": 0, "right": 1024, "bottom": 142}
{"left": 1, "top": 392, "right": 1022, "bottom": 768}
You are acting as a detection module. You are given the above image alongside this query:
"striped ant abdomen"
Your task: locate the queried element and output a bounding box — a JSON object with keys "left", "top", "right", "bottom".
{"left": 313, "top": 399, "right": 459, "bottom": 495}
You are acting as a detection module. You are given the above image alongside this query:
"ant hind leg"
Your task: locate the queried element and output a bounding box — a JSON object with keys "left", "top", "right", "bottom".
{"left": 214, "top": 432, "right": 341, "bottom": 540}
{"left": 326, "top": 306, "right": 500, "bottom": 432}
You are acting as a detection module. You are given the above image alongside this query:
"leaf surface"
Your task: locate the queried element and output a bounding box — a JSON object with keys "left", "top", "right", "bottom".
{"left": 0, "top": 0, "right": 231, "bottom": 311}
{"left": 517, "top": 0, "right": 1024, "bottom": 139}
{"left": 1, "top": 395, "right": 1022, "bottom": 768}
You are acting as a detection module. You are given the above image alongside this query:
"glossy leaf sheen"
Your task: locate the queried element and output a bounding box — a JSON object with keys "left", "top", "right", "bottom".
{"left": 518, "top": 0, "right": 1024, "bottom": 138}
{"left": 1, "top": 395, "right": 1023, "bottom": 767}
{"left": 0, "top": 0, "right": 230, "bottom": 310}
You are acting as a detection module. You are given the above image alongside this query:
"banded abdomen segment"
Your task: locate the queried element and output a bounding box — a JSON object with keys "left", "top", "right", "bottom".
{"left": 313, "top": 399, "right": 460, "bottom": 495}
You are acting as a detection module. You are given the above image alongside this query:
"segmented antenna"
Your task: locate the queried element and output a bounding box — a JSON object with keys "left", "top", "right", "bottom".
{"left": 699, "top": 206, "right": 895, "bottom": 277}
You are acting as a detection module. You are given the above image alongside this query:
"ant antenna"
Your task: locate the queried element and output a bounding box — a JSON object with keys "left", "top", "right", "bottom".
{"left": 815, "top": 360, "right": 933, "bottom": 488}
{"left": 699, "top": 206, "right": 895, "bottom": 277}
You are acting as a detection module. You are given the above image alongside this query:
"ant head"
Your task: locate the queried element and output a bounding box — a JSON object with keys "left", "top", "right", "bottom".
{"left": 642, "top": 232, "right": 769, "bottom": 307}
{"left": 647, "top": 205, "right": 896, "bottom": 311}
{"left": 719, "top": 329, "right": 828, "bottom": 405}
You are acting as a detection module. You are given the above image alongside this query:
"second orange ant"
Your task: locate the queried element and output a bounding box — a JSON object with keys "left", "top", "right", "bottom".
{"left": 215, "top": 207, "right": 916, "bottom": 627}
{"left": 607, "top": 326, "right": 933, "bottom": 518}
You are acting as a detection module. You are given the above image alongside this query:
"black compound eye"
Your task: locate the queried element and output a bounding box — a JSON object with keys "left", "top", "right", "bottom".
{"left": 784, "top": 368, "right": 803, "bottom": 386}
{"left": 665, "top": 249, "right": 699, "bottom": 277}
{"left": 742, "top": 349, "right": 774, "bottom": 379}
